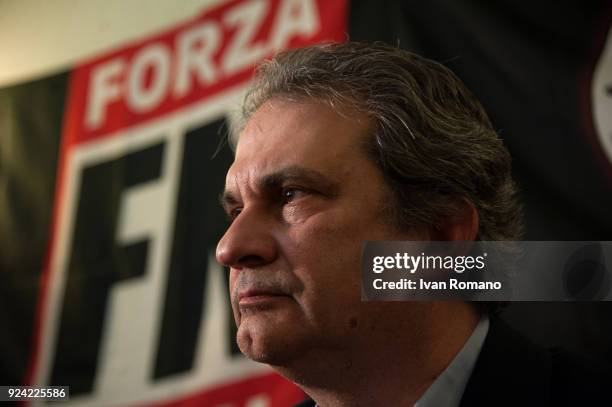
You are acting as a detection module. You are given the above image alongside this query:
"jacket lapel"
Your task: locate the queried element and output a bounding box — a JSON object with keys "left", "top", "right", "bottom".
{"left": 460, "top": 318, "right": 551, "bottom": 406}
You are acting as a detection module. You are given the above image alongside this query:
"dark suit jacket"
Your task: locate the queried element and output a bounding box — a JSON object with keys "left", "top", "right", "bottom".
{"left": 459, "top": 318, "right": 611, "bottom": 406}
{"left": 294, "top": 318, "right": 612, "bottom": 406}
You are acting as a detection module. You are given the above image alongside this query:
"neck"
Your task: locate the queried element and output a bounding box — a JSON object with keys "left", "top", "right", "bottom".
{"left": 275, "top": 302, "right": 480, "bottom": 407}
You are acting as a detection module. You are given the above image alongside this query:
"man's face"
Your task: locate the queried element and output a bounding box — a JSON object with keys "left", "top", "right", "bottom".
{"left": 216, "top": 99, "right": 411, "bottom": 366}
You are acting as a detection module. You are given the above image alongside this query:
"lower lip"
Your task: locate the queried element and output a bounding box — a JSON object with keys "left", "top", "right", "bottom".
{"left": 238, "top": 294, "right": 288, "bottom": 307}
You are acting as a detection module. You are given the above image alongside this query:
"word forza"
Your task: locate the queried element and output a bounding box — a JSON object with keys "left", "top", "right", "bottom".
{"left": 373, "top": 279, "right": 502, "bottom": 290}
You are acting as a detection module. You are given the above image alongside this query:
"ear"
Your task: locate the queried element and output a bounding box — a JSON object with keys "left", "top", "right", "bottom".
{"left": 430, "top": 198, "right": 479, "bottom": 241}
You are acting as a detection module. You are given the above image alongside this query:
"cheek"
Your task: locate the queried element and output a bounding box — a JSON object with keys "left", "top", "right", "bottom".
{"left": 283, "top": 210, "right": 372, "bottom": 273}
{"left": 282, "top": 207, "right": 395, "bottom": 295}
{"left": 283, "top": 217, "right": 365, "bottom": 303}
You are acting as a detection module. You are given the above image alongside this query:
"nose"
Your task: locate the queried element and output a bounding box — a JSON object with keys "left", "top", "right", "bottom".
{"left": 216, "top": 208, "right": 278, "bottom": 269}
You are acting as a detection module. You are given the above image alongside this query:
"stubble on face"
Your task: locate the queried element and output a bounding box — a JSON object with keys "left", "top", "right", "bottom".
{"left": 219, "top": 98, "right": 406, "bottom": 369}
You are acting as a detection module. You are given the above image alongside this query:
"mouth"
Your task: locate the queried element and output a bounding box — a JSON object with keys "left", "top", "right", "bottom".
{"left": 237, "top": 289, "right": 291, "bottom": 308}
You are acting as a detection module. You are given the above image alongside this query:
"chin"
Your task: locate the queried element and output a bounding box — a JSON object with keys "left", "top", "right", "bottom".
{"left": 236, "top": 320, "right": 304, "bottom": 366}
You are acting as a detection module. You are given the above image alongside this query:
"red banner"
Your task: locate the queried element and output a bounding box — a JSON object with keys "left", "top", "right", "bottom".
{"left": 25, "top": 1, "right": 347, "bottom": 406}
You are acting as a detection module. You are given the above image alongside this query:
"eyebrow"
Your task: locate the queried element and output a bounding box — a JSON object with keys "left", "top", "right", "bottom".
{"left": 219, "top": 165, "right": 339, "bottom": 213}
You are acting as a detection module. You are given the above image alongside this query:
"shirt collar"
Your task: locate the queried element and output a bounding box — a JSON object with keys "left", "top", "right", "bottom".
{"left": 312, "top": 315, "right": 490, "bottom": 407}
{"left": 415, "top": 314, "right": 490, "bottom": 407}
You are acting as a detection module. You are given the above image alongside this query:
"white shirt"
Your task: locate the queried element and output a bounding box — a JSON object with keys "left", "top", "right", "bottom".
{"left": 415, "top": 315, "right": 490, "bottom": 407}
{"left": 313, "top": 315, "right": 490, "bottom": 407}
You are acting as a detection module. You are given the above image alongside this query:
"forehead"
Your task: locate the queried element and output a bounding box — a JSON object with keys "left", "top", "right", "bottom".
{"left": 228, "top": 99, "right": 373, "bottom": 184}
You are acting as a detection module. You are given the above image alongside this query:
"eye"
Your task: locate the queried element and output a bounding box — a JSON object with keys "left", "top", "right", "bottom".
{"left": 228, "top": 207, "right": 242, "bottom": 221}
{"left": 282, "top": 187, "right": 305, "bottom": 203}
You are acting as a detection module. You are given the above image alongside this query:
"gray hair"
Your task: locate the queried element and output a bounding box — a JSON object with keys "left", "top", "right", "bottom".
{"left": 235, "top": 41, "right": 522, "bottom": 246}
